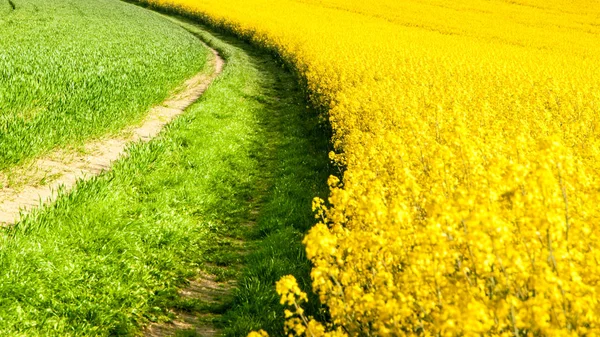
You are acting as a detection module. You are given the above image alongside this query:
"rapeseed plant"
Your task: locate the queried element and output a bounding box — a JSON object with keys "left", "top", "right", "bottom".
{"left": 143, "top": 0, "right": 600, "bottom": 335}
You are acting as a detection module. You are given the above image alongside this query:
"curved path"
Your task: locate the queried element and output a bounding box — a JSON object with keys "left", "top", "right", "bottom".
{"left": 0, "top": 45, "right": 224, "bottom": 225}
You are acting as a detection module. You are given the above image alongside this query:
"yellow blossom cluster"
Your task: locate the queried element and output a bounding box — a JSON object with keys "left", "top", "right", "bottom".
{"left": 141, "top": 0, "right": 600, "bottom": 335}
{"left": 275, "top": 275, "right": 347, "bottom": 337}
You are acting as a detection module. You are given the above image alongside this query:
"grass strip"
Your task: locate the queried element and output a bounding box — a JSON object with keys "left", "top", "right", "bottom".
{"left": 166, "top": 18, "right": 332, "bottom": 336}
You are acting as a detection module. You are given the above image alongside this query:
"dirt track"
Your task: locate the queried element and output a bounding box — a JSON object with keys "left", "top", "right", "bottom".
{"left": 0, "top": 45, "right": 224, "bottom": 225}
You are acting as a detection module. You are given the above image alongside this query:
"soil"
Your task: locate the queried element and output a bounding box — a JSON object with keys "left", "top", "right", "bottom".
{"left": 145, "top": 272, "right": 237, "bottom": 337}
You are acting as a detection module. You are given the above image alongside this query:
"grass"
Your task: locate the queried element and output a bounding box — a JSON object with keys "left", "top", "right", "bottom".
{"left": 0, "top": 5, "right": 330, "bottom": 336}
{"left": 168, "top": 20, "right": 332, "bottom": 336}
{"left": 0, "top": 0, "right": 208, "bottom": 171}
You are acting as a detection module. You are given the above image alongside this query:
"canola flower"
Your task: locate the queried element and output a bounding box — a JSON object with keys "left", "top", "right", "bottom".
{"left": 141, "top": 0, "right": 600, "bottom": 335}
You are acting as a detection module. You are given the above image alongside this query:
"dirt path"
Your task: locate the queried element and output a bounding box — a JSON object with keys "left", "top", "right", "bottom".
{"left": 145, "top": 271, "right": 237, "bottom": 337}
{"left": 0, "top": 45, "right": 224, "bottom": 225}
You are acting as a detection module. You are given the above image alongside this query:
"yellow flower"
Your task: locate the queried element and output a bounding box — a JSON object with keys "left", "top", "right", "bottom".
{"left": 144, "top": 0, "right": 600, "bottom": 335}
{"left": 247, "top": 330, "right": 269, "bottom": 337}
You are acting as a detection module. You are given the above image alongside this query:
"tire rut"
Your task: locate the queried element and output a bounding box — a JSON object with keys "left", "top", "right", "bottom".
{"left": 145, "top": 272, "right": 237, "bottom": 337}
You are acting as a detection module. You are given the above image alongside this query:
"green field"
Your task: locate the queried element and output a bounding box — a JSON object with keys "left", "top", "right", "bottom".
{"left": 0, "top": 3, "right": 328, "bottom": 336}
{"left": 0, "top": 0, "right": 208, "bottom": 170}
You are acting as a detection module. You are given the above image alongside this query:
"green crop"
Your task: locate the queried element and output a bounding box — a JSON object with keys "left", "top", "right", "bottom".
{"left": 0, "top": 0, "right": 208, "bottom": 170}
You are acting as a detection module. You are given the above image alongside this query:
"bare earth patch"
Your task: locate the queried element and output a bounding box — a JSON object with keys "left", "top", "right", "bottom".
{"left": 145, "top": 272, "right": 237, "bottom": 337}
{"left": 0, "top": 45, "right": 224, "bottom": 225}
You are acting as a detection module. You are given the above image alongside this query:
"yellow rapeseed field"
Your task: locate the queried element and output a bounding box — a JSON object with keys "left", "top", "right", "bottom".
{"left": 143, "top": 0, "right": 600, "bottom": 335}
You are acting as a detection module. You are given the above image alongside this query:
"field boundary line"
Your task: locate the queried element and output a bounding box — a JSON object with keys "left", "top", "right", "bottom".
{"left": 0, "top": 45, "right": 224, "bottom": 225}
